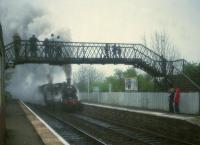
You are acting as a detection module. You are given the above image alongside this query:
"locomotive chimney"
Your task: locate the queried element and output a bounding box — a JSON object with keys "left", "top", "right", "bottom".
{"left": 67, "top": 78, "right": 71, "bottom": 85}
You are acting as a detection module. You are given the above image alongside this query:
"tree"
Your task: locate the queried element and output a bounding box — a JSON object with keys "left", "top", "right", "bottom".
{"left": 137, "top": 74, "right": 154, "bottom": 91}
{"left": 143, "top": 31, "right": 180, "bottom": 61}
{"left": 74, "top": 66, "right": 155, "bottom": 92}
{"left": 106, "top": 76, "right": 121, "bottom": 91}
{"left": 123, "top": 67, "right": 137, "bottom": 78}
{"left": 142, "top": 31, "right": 181, "bottom": 91}
{"left": 102, "top": 67, "right": 139, "bottom": 92}
{"left": 183, "top": 63, "right": 200, "bottom": 87}
{"left": 73, "top": 65, "right": 104, "bottom": 92}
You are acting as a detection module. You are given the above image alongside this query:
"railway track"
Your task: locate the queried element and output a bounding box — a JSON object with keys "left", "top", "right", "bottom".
{"left": 28, "top": 104, "right": 197, "bottom": 145}
{"left": 27, "top": 104, "right": 107, "bottom": 145}
{"left": 61, "top": 113, "right": 196, "bottom": 145}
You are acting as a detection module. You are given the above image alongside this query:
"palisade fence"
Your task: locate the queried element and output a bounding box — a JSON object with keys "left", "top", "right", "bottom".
{"left": 79, "top": 92, "right": 200, "bottom": 115}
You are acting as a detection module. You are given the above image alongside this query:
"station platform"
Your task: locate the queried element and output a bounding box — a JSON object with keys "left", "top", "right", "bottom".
{"left": 82, "top": 102, "right": 200, "bottom": 126}
{"left": 81, "top": 102, "right": 200, "bottom": 144}
{"left": 5, "top": 99, "right": 44, "bottom": 145}
{"left": 5, "top": 99, "right": 68, "bottom": 145}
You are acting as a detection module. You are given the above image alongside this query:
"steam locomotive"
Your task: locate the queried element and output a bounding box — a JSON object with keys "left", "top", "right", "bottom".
{"left": 39, "top": 80, "right": 81, "bottom": 111}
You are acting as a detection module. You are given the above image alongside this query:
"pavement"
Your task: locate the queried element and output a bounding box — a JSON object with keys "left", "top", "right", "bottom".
{"left": 5, "top": 99, "right": 44, "bottom": 145}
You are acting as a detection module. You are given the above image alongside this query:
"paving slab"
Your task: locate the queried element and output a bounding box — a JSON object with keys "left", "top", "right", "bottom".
{"left": 5, "top": 99, "right": 44, "bottom": 145}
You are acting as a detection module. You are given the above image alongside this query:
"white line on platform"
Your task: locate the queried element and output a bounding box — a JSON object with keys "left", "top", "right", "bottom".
{"left": 20, "top": 101, "right": 70, "bottom": 145}
{"left": 82, "top": 102, "right": 194, "bottom": 120}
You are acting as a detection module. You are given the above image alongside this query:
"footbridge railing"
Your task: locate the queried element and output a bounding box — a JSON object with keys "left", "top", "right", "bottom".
{"left": 4, "top": 40, "right": 187, "bottom": 77}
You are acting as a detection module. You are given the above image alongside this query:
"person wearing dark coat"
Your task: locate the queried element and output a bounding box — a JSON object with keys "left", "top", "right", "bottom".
{"left": 13, "top": 33, "right": 21, "bottom": 60}
{"left": 168, "top": 85, "right": 175, "bottom": 113}
{"left": 29, "top": 35, "right": 38, "bottom": 57}
{"left": 104, "top": 44, "right": 109, "bottom": 58}
{"left": 117, "top": 46, "right": 121, "bottom": 58}
{"left": 112, "top": 44, "right": 117, "bottom": 58}
{"left": 55, "top": 36, "right": 62, "bottom": 58}
{"left": 43, "top": 38, "right": 50, "bottom": 58}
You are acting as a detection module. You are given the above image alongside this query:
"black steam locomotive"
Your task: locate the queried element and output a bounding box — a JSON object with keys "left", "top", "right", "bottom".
{"left": 39, "top": 81, "right": 81, "bottom": 111}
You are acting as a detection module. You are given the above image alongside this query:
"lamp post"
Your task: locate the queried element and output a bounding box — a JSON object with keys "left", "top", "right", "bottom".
{"left": 109, "top": 83, "right": 112, "bottom": 93}
{"left": 88, "top": 76, "right": 90, "bottom": 99}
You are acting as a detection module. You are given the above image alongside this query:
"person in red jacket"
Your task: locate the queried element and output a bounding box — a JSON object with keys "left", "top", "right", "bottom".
{"left": 174, "top": 87, "right": 181, "bottom": 113}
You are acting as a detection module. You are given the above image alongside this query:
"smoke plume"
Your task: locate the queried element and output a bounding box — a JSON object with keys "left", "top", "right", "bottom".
{"left": 0, "top": 0, "right": 72, "bottom": 42}
{"left": 0, "top": 0, "right": 51, "bottom": 43}
{"left": 1, "top": 0, "right": 71, "bottom": 103}
{"left": 47, "top": 73, "right": 53, "bottom": 84}
{"left": 6, "top": 64, "right": 50, "bottom": 104}
{"left": 5, "top": 64, "right": 67, "bottom": 103}
{"left": 63, "top": 64, "right": 72, "bottom": 84}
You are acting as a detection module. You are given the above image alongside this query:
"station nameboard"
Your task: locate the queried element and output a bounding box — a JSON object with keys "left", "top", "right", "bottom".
{"left": 125, "top": 78, "right": 138, "bottom": 91}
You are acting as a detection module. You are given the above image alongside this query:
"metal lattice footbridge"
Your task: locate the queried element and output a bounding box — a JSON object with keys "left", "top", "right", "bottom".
{"left": 4, "top": 40, "right": 187, "bottom": 77}
{"left": 0, "top": 19, "right": 199, "bottom": 91}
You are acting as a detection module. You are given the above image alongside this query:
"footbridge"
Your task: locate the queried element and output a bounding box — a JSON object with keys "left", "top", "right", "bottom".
{"left": 1, "top": 25, "right": 200, "bottom": 145}
{"left": 1, "top": 20, "right": 199, "bottom": 91}
{"left": 4, "top": 40, "right": 186, "bottom": 77}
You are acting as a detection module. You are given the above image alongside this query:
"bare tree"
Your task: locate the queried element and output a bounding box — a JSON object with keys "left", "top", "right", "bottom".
{"left": 143, "top": 31, "right": 180, "bottom": 61}
{"left": 142, "top": 31, "right": 181, "bottom": 91}
{"left": 73, "top": 65, "right": 104, "bottom": 91}
{"left": 74, "top": 65, "right": 104, "bottom": 82}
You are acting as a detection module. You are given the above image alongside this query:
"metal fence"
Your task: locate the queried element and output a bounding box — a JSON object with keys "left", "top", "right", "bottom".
{"left": 79, "top": 92, "right": 200, "bottom": 115}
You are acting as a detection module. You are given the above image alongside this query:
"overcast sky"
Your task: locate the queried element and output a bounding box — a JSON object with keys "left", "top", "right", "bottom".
{"left": 1, "top": 0, "right": 200, "bottom": 76}
{"left": 42, "top": 0, "right": 200, "bottom": 62}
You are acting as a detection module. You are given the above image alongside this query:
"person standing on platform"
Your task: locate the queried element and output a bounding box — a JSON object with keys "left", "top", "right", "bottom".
{"left": 168, "top": 84, "right": 175, "bottom": 113}
{"left": 174, "top": 87, "right": 181, "bottom": 113}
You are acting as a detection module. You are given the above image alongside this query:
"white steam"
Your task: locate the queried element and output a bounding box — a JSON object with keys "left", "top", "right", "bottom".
{"left": 63, "top": 64, "right": 72, "bottom": 81}
{"left": 5, "top": 64, "right": 67, "bottom": 103}
{"left": 0, "top": 0, "right": 71, "bottom": 42}
{"left": 1, "top": 0, "right": 71, "bottom": 103}
{"left": 0, "top": 0, "right": 50, "bottom": 43}
{"left": 6, "top": 64, "right": 49, "bottom": 104}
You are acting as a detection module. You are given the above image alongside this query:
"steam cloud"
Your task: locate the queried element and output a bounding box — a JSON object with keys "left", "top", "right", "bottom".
{"left": 6, "top": 64, "right": 50, "bottom": 104}
{"left": 0, "top": 0, "right": 50, "bottom": 43}
{"left": 1, "top": 0, "right": 72, "bottom": 103}
{"left": 0, "top": 0, "right": 72, "bottom": 42}
{"left": 6, "top": 64, "right": 67, "bottom": 104}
